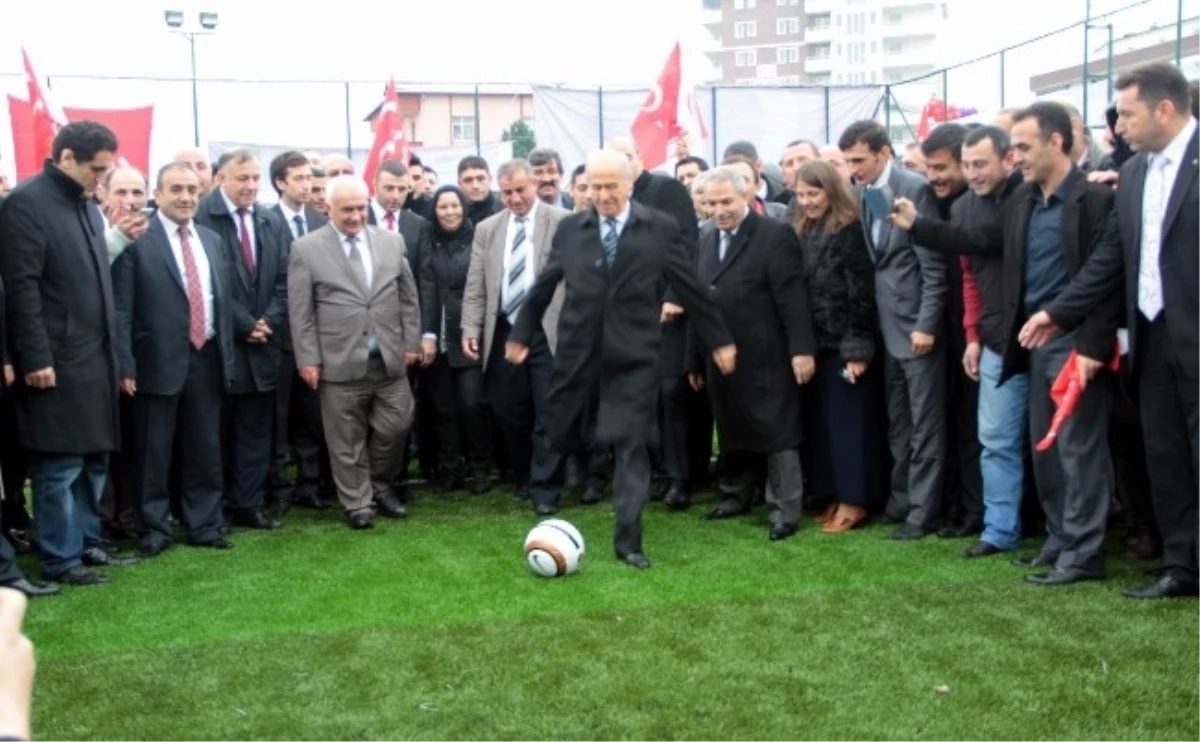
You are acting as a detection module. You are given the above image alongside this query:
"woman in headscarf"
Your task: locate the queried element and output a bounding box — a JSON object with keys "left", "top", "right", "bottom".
{"left": 418, "top": 185, "right": 492, "bottom": 494}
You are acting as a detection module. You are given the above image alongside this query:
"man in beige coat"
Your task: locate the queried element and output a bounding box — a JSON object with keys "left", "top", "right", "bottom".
{"left": 288, "top": 176, "right": 421, "bottom": 529}
{"left": 461, "top": 159, "right": 567, "bottom": 515}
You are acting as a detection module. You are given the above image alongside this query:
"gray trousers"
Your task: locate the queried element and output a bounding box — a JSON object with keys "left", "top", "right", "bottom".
{"left": 718, "top": 449, "right": 804, "bottom": 526}
{"left": 1028, "top": 333, "right": 1111, "bottom": 576}
{"left": 612, "top": 438, "right": 651, "bottom": 558}
{"left": 319, "top": 358, "right": 414, "bottom": 515}
{"left": 883, "top": 347, "right": 947, "bottom": 529}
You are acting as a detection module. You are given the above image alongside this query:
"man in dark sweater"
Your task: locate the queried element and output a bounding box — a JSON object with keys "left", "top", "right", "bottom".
{"left": 891, "top": 125, "right": 1028, "bottom": 558}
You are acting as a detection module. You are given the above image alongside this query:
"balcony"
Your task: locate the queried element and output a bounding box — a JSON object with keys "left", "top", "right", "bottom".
{"left": 880, "top": 15, "right": 941, "bottom": 39}
{"left": 805, "top": 56, "right": 833, "bottom": 74}
{"left": 803, "top": 0, "right": 839, "bottom": 13}
{"left": 703, "top": 6, "right": 722, "bottom": 37}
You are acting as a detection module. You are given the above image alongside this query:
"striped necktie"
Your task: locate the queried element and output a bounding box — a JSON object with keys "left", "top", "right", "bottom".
{"left": 602, "top": 217, "right": 619, "bottom": 266}
{"left": 503, "top": 216, "right": 528, "bottom": 317}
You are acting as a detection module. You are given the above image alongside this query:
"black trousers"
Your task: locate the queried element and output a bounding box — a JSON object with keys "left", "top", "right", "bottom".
{"left": 428, "top": 359, "right": 490, "bottom": 478}
{"left": 225, "top": 390, "right": 274, "bottom": 511}
{"left": 684, "top": 384, "right": 715, "bottom": 489}
{"left": 0, "top": 491, "right": 22, "bottom": 583}
{"left": 655, "top": 376, "right": 689, "bottom": 485}
{"left": 136, "top": 342, "right": 225, "bottom": 548}
{"left": 487, "top": 318, "right": 562, "bottom": 508}
{"left": 100, "top": 394, "right": 141, "bottom": 537}
{"left": 943, "top": 330, "right": 983, "bottom": 527}
{"left": 273, "top": 351, "right": 331, "bottom": 498}
{"left": 1138, "top": 316, "right": 1199, "bottom": 583}
{"left": 0, "top": 396, "right": 29, "bottom": 530}
{"left": 803, "top": 352, "right": 883, "bottom": 508}
{"left": 719, "top": 449, "right": 801, "bottom": 525}
{"left": 612, "top": 437, "right": 652, "bottom": 557}
{"left": 1109, "top": 368, "right": 1156, "bottom": 539}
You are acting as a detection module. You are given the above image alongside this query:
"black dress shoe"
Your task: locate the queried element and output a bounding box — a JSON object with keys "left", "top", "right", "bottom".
{"left": 1011, "top": 553, "right": 1056, "bottom": 568}
{"left": 769, "top": 523, "right": 798, "bottom": 541}
{"left": 705, "top": 500, "right": 747, "bottom": 520}
{"left": 621, "top": 552, "right": 652, "bottom": 569}
{"left": 662, "top": 485, "right": 690, "bottom": 511}
{"left": 649, "top": 480, "right": 667, "bottom": 502}
{"left": 82, "top": 546, "right": 139, "bottom": 567}
{"left": 1025, "top": 568, "right": 1102, "bottom": 586}
{"left": 1122, "top": 575, "right": 1200, "bottom": 599}
{"left": 890, "top": 524, "right": 928, "bottom": 540}
{"left": 347, "top": 512, "right": 375, "bottom": 530}
{"left": 137, "top": 541, "right": 170, "bottom": 559}
{"left": 961, "top": 541, "right": 1004, "bottom": 558}
{"left": 938, "top": 520, "right": 982, "bottom": 539}
{"left": 375, "top": 492, "right": 407, "bottom": 519}
{"left": 230, "top": 509, "right": 282, "bottom": 531}
{"left": 579, "top": 485, "right": 604, "bottom": 505}
{"left": 1, "top": 577, "right": 60, "bottom": 598}
{"left": 534, "top": 503, "right": 557, "bottom": 516}
{"left": 293, "top": 487, "right": 332, "bottom": 510}
{"left": 48, "top": 566, "right": 109, "bottom": 586}
{"left": 190, "top": 537, "right": 235, "bottom": 550}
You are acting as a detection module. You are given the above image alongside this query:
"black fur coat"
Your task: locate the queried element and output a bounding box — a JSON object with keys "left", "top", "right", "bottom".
{"left": 797, "top": 220, "right": 877, "bottom": 363}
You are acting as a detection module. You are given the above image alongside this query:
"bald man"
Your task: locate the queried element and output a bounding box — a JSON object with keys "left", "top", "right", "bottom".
{"left": 506, "top": 149, "right": 736, "bottom": 569}
{"left": 173, "top": 149, "right": 214, "bottom": 195}
{"left": 321, "top": 155, "right": 355, "bottom": 179}
{"left": 98, "top": 165, "right": 150, "bottom": 264}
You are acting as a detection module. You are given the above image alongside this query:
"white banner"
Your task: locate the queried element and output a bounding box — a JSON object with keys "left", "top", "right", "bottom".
{"left": 532, "top": 85, "right": 884, "bottom": 174}
{"left": 208, "top": 140, "right": 513, "bottom": 203}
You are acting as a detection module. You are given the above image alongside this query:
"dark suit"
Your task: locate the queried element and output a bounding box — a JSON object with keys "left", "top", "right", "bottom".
{"left": 861, "top": 164, "right": 947, "bottom": 530}
{"left": 268, "top": 203, "right": 329, "bottom": 503}
{"left": 0, "top": 273, "right": 27, "bottom": 585}
{"left": 196, "top": 193, "right": 291, "bottom": 514}
{"left": 631, "top": 170, "right": 703, "bottom": 495}
{"left": 511, "top": 202, "right": 732, "bottom": 558}
{"left": 368, "top": 205, "right": 438, "bottom": 483}
{"left": 693, "top": 210, "right": 816, "bottom": 527}
{"left": 1047, "top": 128, "right": 1199, "bottom": 583}
{"left": 112, "top": 216, "right": 236, "bottom": 549}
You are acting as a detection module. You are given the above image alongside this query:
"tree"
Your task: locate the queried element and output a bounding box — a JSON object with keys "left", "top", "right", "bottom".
{"left": 501, "top": 119, "right": 536, "bottom": 159}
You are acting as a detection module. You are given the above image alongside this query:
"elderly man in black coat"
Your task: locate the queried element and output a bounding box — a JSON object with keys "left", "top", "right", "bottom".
{"left": 506, "top": 149, "right": 737, "bottom": 569}
{"left": 0, "top": 122, "right": 131, "bottom": 585}
{"left": 689, "top": 166, "right": 817, "bottom": 541}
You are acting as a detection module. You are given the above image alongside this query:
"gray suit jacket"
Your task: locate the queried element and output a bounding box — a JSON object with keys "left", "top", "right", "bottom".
{"left": 861, "top": 164, "right": 946, "bottom": 359}
{"left": 461, "top": 203, "right": 568, "bottom": 371}
{"left": 287, "top": 224, "right": 420, "bottom": 383}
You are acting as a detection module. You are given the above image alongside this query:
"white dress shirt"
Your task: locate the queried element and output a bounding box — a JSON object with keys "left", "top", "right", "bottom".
{"left": 604, "top": 199, "right": 632, "bottom": 238}
{"left": 221, "top": 190, "right": 257, "bottom": 268}
{"left": 278, "top": 200, "right": 308, "bottom": 240}
{"left": 157, "top": 210, "right": 215, "bottom": 340}
{"left": 501, "top": 200, "right": 540, "bottom": 320}
{"left": 371, "top": 200, "right": 399, "bottom": 232}
{"left": 1138, "top": 116, "right": 1197, "bottom": 320}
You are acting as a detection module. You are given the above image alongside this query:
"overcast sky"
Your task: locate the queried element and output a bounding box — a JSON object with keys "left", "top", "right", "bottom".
{"left": 0, "top": 0, "right": 1193, "bottom": 173}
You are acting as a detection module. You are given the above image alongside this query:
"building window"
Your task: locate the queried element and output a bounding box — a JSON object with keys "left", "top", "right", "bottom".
{"left": 777, "top": 45, "right": 800, "bottom": 64}
{"left": 887, "top": 12, "right": 903, "bottom": 24}
{"left": 885, "top": 41, "right": 904, "bottom": 56}
{"left": 735, "top": 49, "right": 758, "bottom": 67}
{"left": 734, "top": 0, "right": 757, "bottom": 8}
{"left": 776, "top": 17, "right": 800, "bottom": 35}
{"left": 809, "top": 43, "right": 831, "bottom": 60}
{"left": 776, "top": 0, "right": 799, "bottom": 5}
{"left": 808, "top": 13, "right": 831, "bottom": 29}
{"left": 734, "top": 20, "right": 756, "bottom": 38}
{"left": 451, "top": 116, "right": 475, "bottom": 143}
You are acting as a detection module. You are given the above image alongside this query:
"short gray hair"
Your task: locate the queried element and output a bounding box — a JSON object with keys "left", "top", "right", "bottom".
{"left": 691, "top": 170, "right": 711, "bottom": 194}
{"left": 587, "top": 149, "right": 633, "bottom": 180}
{"left": 703, "top": 166, "right": 746, "bottom": 195}
{"left": 326, "top": 174, "right": 368, "bottom": 204}
{"left": 496, "top": 158, "right": 534, "bottom": 182}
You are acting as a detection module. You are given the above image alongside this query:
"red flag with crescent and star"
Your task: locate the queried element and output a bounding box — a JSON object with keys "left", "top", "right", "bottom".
{"left": 363, "top": 77, "right": 411, "bottom": 196}
{"left": 7, "top": 48, "right": 153, "bottom": 182}
{"left": 631, "top": 42, "right": 687, "bottom": 173}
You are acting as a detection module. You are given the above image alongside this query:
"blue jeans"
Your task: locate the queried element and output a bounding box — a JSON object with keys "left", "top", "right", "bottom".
{"left": 978, "top": 348, "right": 1028, "bottom": 550}
{"left": 28, "top": 452, "right": 109, "bottom": 578}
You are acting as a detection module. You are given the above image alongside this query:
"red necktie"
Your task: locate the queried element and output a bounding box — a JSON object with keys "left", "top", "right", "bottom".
{"left": 179, "top": 226, "right": 207, "bottom": 350}
{"left": 385, "top": 211, "right": 396, "bottom": 231}
{"left": 236, "top": 207, "right": 255, "bottom": 274}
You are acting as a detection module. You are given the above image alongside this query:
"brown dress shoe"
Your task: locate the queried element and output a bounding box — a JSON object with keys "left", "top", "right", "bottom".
{"left": 821, "top": 504, "right": 866, "bottom": 533}
{"left": 813, "top": 503, "right": 838, "bottom": 525}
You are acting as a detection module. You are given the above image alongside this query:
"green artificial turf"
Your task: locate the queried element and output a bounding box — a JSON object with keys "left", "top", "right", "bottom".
{"left": 18, "top": 489, "right": 1199, "bottom": 740}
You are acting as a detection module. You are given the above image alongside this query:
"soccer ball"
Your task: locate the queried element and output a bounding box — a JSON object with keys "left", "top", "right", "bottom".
{"left": 524, "top": 519, "right": 585, "bottom": 577}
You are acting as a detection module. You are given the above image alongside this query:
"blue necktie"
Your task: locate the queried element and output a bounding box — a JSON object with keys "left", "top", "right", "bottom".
{"left": 602, "top": 217, "right": 619, "bottom": 266}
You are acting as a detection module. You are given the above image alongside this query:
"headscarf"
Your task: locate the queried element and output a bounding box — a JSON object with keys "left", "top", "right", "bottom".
{"left": 431, "top": 184, "right": 473, "bottom": 242}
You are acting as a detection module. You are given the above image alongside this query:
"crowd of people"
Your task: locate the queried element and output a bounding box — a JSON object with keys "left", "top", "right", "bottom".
{"left": 0, "top": 60, "right": 1195, "bottom": 593}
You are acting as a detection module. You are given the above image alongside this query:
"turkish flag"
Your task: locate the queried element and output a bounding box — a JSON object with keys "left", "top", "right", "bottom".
{"left": 631, "top": 42, "right": 686, "bottom": 173}
{"left": 7, "top": 97, "right": 154, "bottom": 182}
{"left": 362, "top": 77, "right": 411, "bottom": 196}
{"left": 7, "top": 49, "right": 154, "bottom": 183}
{"left": 1034, "top": 344, "right": 1120, "bottom": 453}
